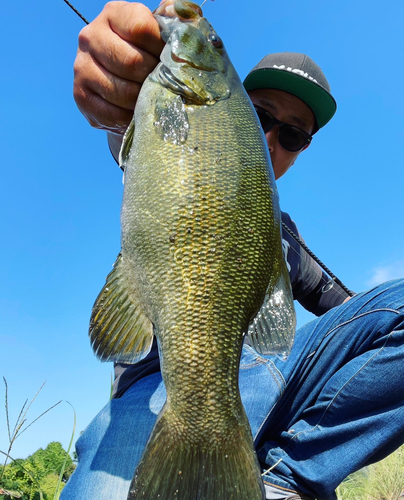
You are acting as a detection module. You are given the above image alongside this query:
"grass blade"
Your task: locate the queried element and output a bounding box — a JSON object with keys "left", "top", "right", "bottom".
{"left": 17, "top": 400, "right": 62, "bottom": 440}
{"left": 53, "top": 402, "right": 76, "bottom": 500}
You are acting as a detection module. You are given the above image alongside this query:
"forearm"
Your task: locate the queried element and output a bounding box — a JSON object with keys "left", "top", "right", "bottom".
{"left": 298, "top": 275, "right": 351, "bottom": 316}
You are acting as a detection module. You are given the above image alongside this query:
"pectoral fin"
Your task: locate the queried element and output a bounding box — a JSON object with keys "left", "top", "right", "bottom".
{"left": 247, "top": 265, "right": 296, "bottom": 357}
{"left": 89, "top": 253, "right": 154, "bottom": 363}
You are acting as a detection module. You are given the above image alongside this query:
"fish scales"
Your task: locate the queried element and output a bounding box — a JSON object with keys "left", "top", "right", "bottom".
{"left": 89, "top": 1, "right": 295, "bottom": 498}
{"left": 123, "top": 91, "right": 278, "bottom": 426}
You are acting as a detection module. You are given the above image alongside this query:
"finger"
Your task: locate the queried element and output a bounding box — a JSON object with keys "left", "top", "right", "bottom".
{"left": 78, "top": 24, "right": 160, "bottom": 84}
{"left": 74, "top": 49, "right": 142, "bottom": 111}
{"left": 73, "top": 1, "right": 165, "bottom": 133}
{"left": 106, "top": 2, "right": 164, "bottom": 56}
{"left": 75, "top": 85, "right": 134, "bottom": 134}
{"left": 74, "top": 55, "right": 136, "bottom": 133}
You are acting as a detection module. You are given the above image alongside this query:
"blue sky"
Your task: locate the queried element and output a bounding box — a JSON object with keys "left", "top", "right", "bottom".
{"left": 1, "top": 0, "right": 404, "bottom": 459}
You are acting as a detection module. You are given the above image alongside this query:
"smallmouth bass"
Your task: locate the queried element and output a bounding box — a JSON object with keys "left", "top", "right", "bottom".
{"left": 89, "top": 1, "right": 296, "bottom": 498}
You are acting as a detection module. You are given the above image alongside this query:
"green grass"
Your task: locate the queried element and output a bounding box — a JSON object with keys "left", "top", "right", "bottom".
{"left": 0, "top": 379, "right": 76, "bottom": 500}
{"left": 336, "top": 445, "right": 404, "bottom": 500}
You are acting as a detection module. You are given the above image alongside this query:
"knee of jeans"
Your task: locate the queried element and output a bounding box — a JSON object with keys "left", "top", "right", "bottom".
{"left": 73, "top": 401, "right": 114, "bottom": 462}
{"left": 356, "top": 278, "right": 404, "bottom": 313}
{"left": 74, "top": 427, "right": 87, "bottom": 461}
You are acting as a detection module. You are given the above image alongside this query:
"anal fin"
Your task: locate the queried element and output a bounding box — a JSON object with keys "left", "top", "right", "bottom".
{"left": 247, "top": 264, "right": 296, "bottom": 357}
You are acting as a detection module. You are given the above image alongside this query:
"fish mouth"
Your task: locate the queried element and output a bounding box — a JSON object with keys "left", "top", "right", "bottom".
{"left": 171, "top": 52, "right": 219, "bottom": 72}
{"left": 155, "top": 64, "right": 208, "bottom": 105}
{"left": 154, "top": 0, "right": 202, "bottom": 21}
{"left": 171, "top": 52, "right": 210, "bottom": 71}
{"left": 154, "top": 0, "right": 203, "bottom": 43}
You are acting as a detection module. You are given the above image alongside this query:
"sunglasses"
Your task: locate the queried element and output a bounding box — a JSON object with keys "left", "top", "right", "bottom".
{"left": 254, "top": 105, "right": 312, "bottom": 152}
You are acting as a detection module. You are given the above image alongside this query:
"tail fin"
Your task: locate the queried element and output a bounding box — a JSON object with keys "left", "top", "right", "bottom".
{"left": 127, "top": 408, "right": 265, "bottom": 500}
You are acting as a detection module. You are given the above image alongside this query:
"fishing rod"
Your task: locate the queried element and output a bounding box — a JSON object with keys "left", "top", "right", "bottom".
{"left": 62, "top": 0, "right": 210, "bottom": 22}
{"left": 281, "top": 222, "right": 354, "bottom": 297}
{"left": 63, "top": 0, "right": 89, "bottom": 24}
{"left": 64, "top": 0, "right": 355, "bottom": 300}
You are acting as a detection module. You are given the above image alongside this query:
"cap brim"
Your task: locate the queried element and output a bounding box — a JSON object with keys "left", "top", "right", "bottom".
{"left": 243, "top": 68, "right": 336, "bottom": 129}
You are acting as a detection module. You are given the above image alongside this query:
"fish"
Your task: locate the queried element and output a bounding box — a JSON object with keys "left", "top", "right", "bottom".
{"left": 89, "top": 1, "right": 296, "bottom": 498}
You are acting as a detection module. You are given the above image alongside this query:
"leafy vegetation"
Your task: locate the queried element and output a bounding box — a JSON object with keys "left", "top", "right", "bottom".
{"left": 0, "top": 442, "right": 75, "bottom": 500}
{"left": 0, "top": 379, "right": 76, "bottom": 500}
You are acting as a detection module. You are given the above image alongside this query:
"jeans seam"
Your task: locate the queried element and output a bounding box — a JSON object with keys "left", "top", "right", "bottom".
{"left": 240, "top": 344, "right": 274, "bottom": 369}
{"left": 242, "top": 346, "right": 286, "bottom": 388}
{"left": 265, "top": 360, "right": 286, "bottom": 393}
{"left": 285, "top": 326, "right": 396, "bottom": 450}
{"left": 254, "top": 361, "right": 286, "bottom": 441}
{"left": 305, "top": 308, "right": 401, "bottom": 360}
{"left": 240, "top": 359, "right": 266, "bottom": 368}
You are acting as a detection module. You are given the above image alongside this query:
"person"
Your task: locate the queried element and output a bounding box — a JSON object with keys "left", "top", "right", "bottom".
{"left": 63, "top": 2, "right": 404, "bottom": 499}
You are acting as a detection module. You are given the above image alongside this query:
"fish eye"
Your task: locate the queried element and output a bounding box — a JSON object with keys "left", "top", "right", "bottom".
{"left": 208, "top": 32, "right": 223, "bottom": 48}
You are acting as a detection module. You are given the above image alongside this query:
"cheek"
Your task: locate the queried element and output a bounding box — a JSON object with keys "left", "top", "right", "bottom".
{"left": 271, "top": 149, "right": 296, "bottom": 180}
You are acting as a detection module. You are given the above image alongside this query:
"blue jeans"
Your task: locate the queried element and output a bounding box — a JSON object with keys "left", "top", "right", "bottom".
{"left": 60, "top": 279, "right": 404, "bottom": 500}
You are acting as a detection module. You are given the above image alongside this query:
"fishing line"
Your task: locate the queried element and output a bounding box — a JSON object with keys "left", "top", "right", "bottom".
{"left": 63, "top": 0, "right": 89, "bottom": 25}
{"left": 200, "top": 0, "right": 215, "bottom": 7}
{"left": 63, "top": 0, "right": 214, "bottom": 23}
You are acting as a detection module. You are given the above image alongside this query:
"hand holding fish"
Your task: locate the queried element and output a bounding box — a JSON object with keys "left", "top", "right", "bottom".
{"left": 73, "top": 1, "right": 164, "bottom": 136}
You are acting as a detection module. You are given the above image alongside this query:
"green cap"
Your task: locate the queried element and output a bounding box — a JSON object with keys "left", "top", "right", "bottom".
{"left": 243, "top": 52, "right": 336, "bottom": 131}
